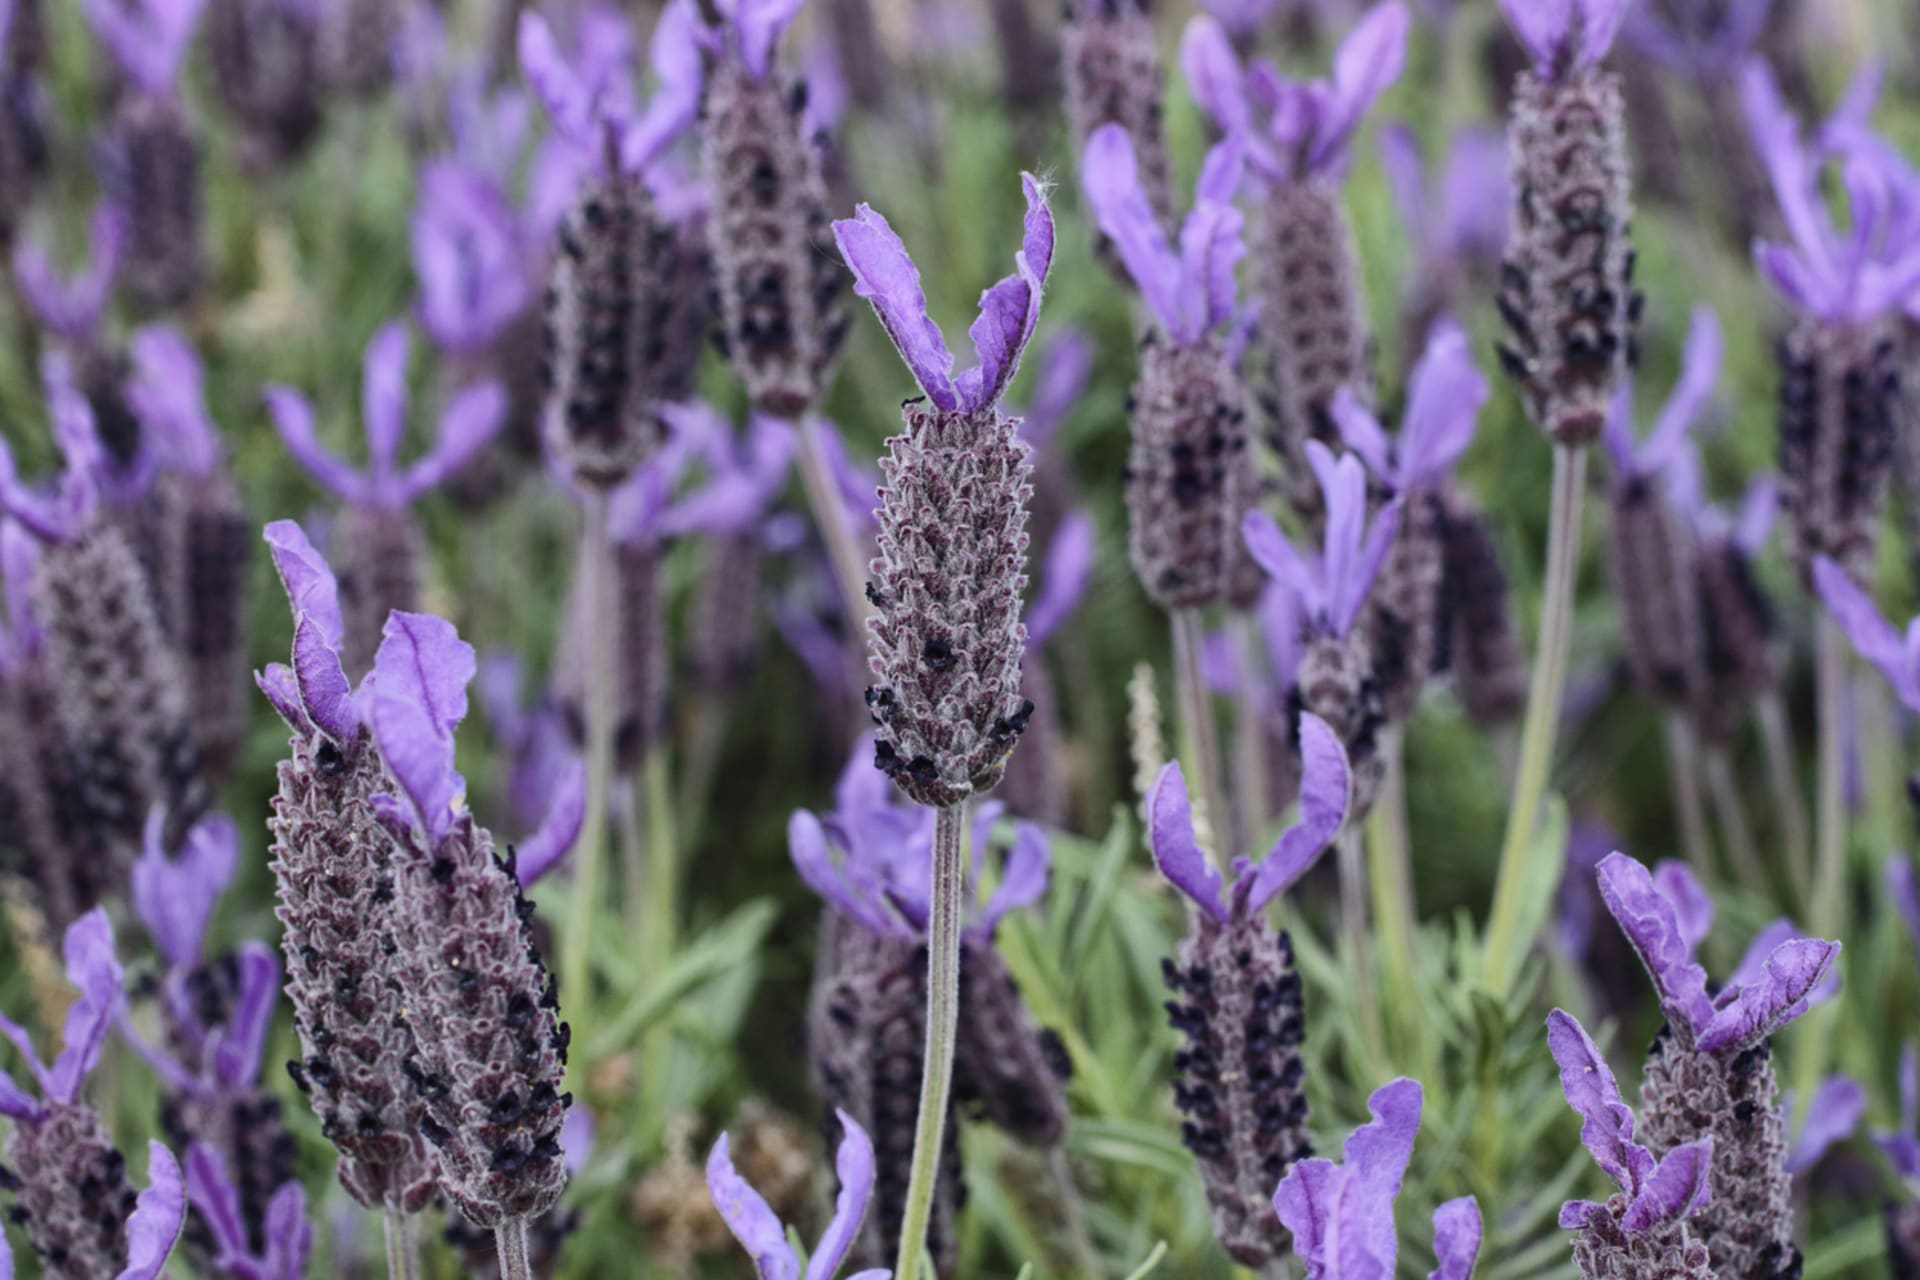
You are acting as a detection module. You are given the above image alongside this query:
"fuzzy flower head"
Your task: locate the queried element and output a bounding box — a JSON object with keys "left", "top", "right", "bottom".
{"left": 127, "top": 326, "right": 223, "bottom": 478}
{"left": 1182, "top": 5, "right": 1408, "bottom": 184}
{"left": 1242, "top": 443, "right": 1403, "bottom": 639}
{"left": 0, "top": 353, "right": 109, "bottom": 544}
{"left": 1272, "top": 1077, "right": 1483, "bottom": 1280}
{"left": 1500, "top": 0, "right": 1630, "bottom": 81}
{"left": 1603, "top": 307, "right": 1722, "bottom": 480}
{"left": 834, "top": 174, "right": 1054, "bottom": 417}
{"left": 1547, "top": 1008, "right": 1716, "bottom": 1232}
{"left": 411, "top": 161, "right": 533, "bottom": 357}
{"left": 82, "top": 0, "right": 204, "bottom": 95}
{"left": 267, "top": 322, "right": 505, "bottom": 513}
{"left": 183, "top": 1144, "right": 312, "bottom": 1280}
{"left": 1380, "top": 124, "right": 1508, "bottom": 270}
{"left": 13, "top": 205, "right": 124, "bottom": 344}
{"left": 1333, "top": 321, "right": 1487, "bottom": 494}
{"left": 1811, "top": 556, "right": 1920, "bottom": 714}
{"left": 708, "top": 1109, "right": 888, "bottom": 1280}
{"left": 1150, "top": 712, "right": 1350, "bottom": 923}
{"left": 1595, "top": 851, "right": 1840, "bottom": 1055}
{"left": 1082, "top": 123, "right": 1244, "bottom": 344}
{"left": 518, "top": 1, "right": 705, "bottom": 176}
{"left": 1742, "top": 60, "right": 1920, "bottom": 326}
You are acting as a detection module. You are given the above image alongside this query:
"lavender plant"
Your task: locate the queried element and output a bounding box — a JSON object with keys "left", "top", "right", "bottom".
{"left": 1062, "top": 0, "right": 1173, "bottom": 279}
{"left": 709, "top": 1109, "right": 889, "bottom": 1280}
{"left": 11, "top": 205, "right": 137, "bottom": 470}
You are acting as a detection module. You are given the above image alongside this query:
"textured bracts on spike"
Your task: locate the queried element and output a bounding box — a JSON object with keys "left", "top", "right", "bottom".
{"left": 33, "top": 523, "right": 204, "bottom": 849}
{"left": 2, "top": 1101, "right": 138, "bottom": 1277}
{"left": 865, "top": 402, "right": 1034, "bottom": 808}
{"left": 1609, "top": 477, "right": 1703, "bottom": 708}
{"left": 205, "top": 0, "right": 322, "bottom": 171}
{"left": 1640, "top": 1034, "right": 1801, "bottom": 1280}
{"left": 1775, "top": 321, "right": 1900, "bottom": 580}
{"left": 541, "top": 176, "right": 669, "bottom": 488}
{"left": 1254, "top": 182, "right": 1372, "bottom": 516}
{"left": 1437, "top": 488, "right": 1525, "bottom": 725}
{"left": 1290, "top": 632, "right": 1382, "bottom": 819}
{"left": 106, "top": 97, "right": 204, "bottom": 311}
{"left": 318, "top": 0, "right": 395, "bottom": 97}
{"left": 655, "top": 212, "right": 716, "bottom": 406}
{"left": 0, "top": 669, "right": 110, "bottom": 930}
{"left": 1124, "top": 337, "right": 1256, "bottom": 610}
{"left": 1497, "top": 66, "right": 1636, "bottom": 444}
{"left": 1691, "top": 544, "right": 1777, "bottom": 745}
{"left": 1061, "top": 0, "right": 1173, "bottom": 279}
{"left": 268, "top": 730, "right": 434, "bottom": 1211}
{"left": 332, "top": 506, "right": 424, "bottom": 681}
{"left": 690, "top": 532, "right": 764, "bottom": 697}
{"left": 1162, "top": 913, "right": 1309, "bottom": 1267}
{"left": 1570, "top": 1200, "right": 1715, "bottom": 1280}
{"left": 702, "top": 61, "right": 848, "bottom": 417}
{"left": 150, "top": 472, "right": 252, "bottom": 775}
{"left": 387, "top": 814, "right": 570, "bottom": 1228}
{"left": 1368, "top": 490, "right": 1446, "bottom": 725}
{"left": 953, "top": 937, "right": 1070, "bottom": 1148}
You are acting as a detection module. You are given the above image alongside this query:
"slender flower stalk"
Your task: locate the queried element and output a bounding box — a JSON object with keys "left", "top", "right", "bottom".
{"left": 832, "top": 173, "right": 1052, "bottom": 1280}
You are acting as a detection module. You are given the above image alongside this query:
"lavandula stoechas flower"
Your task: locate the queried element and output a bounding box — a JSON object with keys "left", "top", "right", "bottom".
{"left": 1, "top": 356, "right": 205, "bottom": 856}
{"left": 12, "top": 205, "right": 138, "bottom": 469}
{"left": 1597, "top": 851, "right": 1841, "bottom": 1278}
{"left": 1082, "top": 121, "right": 1257, "bottom": 611}
{"left": 0, "top": 909, "right": 189, "bottom": 1278}
{"left": 257, "top": 520, "right": 436, "bottom": 1214}
{"left": 699, "top": 0, "right": 850, "bottom": 417}
{"left": 1433, "top": 488, "right": 1526, "bottom": 726}
{"left": 1272, "top": 1077, "right": 1484, "bottom": 1280}
{"left": 268, "top": 321, "right": 505, "bottom": 678}
{"left": 128, "top": 811, "right": 299, "bottom": 1260}
{"left": 520, "top": 2, "right": 706, "bottom": 489}
{"left": 1062, "top": 0, "right": 1174, "bottom": 280}
{"left": 1183, "top": 6, "right": 1407, "bottom": 518}
{"left": 1242, "top": 445, "right": 1401, "bottom": 815}
{"left": 204, "top": 0, "right": 322, "bottom": 172}
{"left": 1332, "top": 320, "right": 1488, "bottom": 725}
{"left": 709, "top": 1110, "right": 888, "bottom": 1280}
{"left": 1600, "top": 308, "right": 1721, "bottom": 712}
{"left": 364, "top": 612, "right": 573, "bottom": 1230}
{"left": 1742, "top": 61, "right": 1919, "bottom": 581}
{"left": 126, "top": 329, "right": 253, "bottom": 775}
{"left": 83, "top": 0, "right": 206, "bottom": 311}
{"left": 833, "top": 173, "right": 1053, "bottom": 808}
{"left": 1378, "top": 123, "right": 1508, "bottom": 358}
{"left": 1151, "top": 714, "right": 1349, "bottom": 1267}
{"left": 1493, "top": 0, "right": 1638, "bottom": 446}
{"left": 1000, "top": 511, "right": 1094, "bottom": 827}
{"left": 1547, "top": 1009, "right": 1715, "bottom": 1279}
{"left": 182, "top": 1143, "right": 313, "bottom": 1280}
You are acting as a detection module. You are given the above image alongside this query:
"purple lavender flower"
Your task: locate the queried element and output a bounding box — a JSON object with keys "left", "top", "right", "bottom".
{"left": 1379, "top": 123, "right": 1507, "bottom": 353}
{"left": 12, "top": 204, "right": 123, "bottom": 348}
{"left": 182, "top": 1143, "right": 312, "bottom": 1280}
{"left": 1664, "top": 457, "right": 1779, "bottom": 745}
{"left": 1546, "top": 1009, "right": 1715, "bottom": 1279}
{"left": 1184, "top": 6, "right": 1406, "bottom": 508}
{"left": 1626, "top": 0, "right": 1772, "bottom": 79}
{"left": 1333, "top": 320, "right": 1487, "bottom": 723}
{"left": 1493, "top": 0, "right": 1637, "bottom": 446}
{"left": 1596, "top": 850, "right": 1840, "bottom": 1278}
{"left": 1784, "top": 1076, "right": 1864, "bottom": 1175}
{"left": 1063, "top": 0, "right": 1175, "bottom": 280}
{"left": 268, "top": 321, "right": 504, "bottom": 677}
{"left": 203, "top": 0, "right": 321, "bottom": 172}
{"left": 1272, "top": 1077, "right": 1482, "bottom": 1280}
{"left": 0, "top": 909, "right": 189, "bottom": 1278}
{"left": 1152, "top": 713, "right": 1350, "bottom": 1266}
{"left": 1433, "top": 488, "right": 1525, "bottom": 726}
{"left": 1242, "top": 443, "right": 1401, "bottom": 812}
{"left": 708, "top": 1109, "right": 889, "bottom": 1280}
{"left": 833, "top": 173, "right": 1051, "bottom": 808}
{"left": 1810, "top": 556, "right": 1920, "bottom": 715}
{"left": 365, "top": 611, "right": 573, "bottom": 1231}
{"left": 411, "top": 160, "right": 535, "bottom": 363}
{"left": 1083, "top": 121, "right": 1259, "bottom": 611}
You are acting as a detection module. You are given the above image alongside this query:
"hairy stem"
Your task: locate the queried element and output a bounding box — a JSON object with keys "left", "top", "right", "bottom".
{"left": 1756, "top": 691, "right": 1810, "bottom": 898}
{"left": 796, "top": 414, "right": 874, "bottom": 636}
{"left": 1704, "top": 750, "right": 1764, "bottom": 890}
{"left": 1481, "top": 444, "right": 1586, "bottom": 996}
{"left": 1812, "top": 614, "right": 1848, "bottom": 937}
{"left": 493, "top": 1216, "right": 533, "bottom": 1280}
{"left": 562, "top": 494, "right": 613, "bottom": 1065}
{"left": 383, "top": 1203, "right": 420, "bottom": 1280}
{"left": 1664, "top": 715, "right": 1713, "bottom": 874}
{"left": 1337, "top": 826, "right": 1384, "bottom": 1064}
{"left": 894, "top": 803, "right": 968, "bottom": 1280}
{"left": 1366, "top": 729, "right": 1420, "bottom": 1059}
{"left": 1171, "top": 609, "right": 1229, "bottom": 868}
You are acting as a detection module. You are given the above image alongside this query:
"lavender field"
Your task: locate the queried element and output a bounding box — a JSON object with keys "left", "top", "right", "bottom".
{"left": 0, "top": 0, "right": 1916, "bottom": 1276}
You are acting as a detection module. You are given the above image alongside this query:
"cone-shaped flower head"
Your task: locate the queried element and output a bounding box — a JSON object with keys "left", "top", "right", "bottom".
{"left": 1596, "top": 851, "right": 1839, "bottom": 1279}
{"left": 1151, "top": 714, "right": 1350, "bottom": 1266}
{"left": 1664, "top": 457, "right": 1780, "bottom": 743}
{"left": 1493, "top": 0, "right": 1637, "bottom": 445}
{"left": 12, "top": 204, "right": 123, "bottom": 345}
{"left": 1334, "top": 321, "right": 1487, "bottom": 723}
{"left": 203, "top": 0, "right": 324, "bottom": 172}
{"left": 708, "top": 1109, "right": 890, "bottom": 1280}
{"left": 257, "top": 520, "right": 436, "bottom": 1214}
{"left": 1547, "top": 1009, "right": 1715, "bottom": 1279}
{"left": 183, "top": 1143, "right": 312, "bottom": 1280}
{"left": 365, "top": 612, "right": 572, "bottom": 1228}
{"left": 1063, "top": 0, "right": 1174, "bottom": 280}
{"left": 0, "top": 910, "right": 189, "bottom": 1279}
{"left": 1084, "top": 122, "right": 1259, "bottom": 611}
{"left": 833, "top": 173, "right": 1051, "bottom": 808}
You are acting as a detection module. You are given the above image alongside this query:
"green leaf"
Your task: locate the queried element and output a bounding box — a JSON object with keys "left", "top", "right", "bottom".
{"left": 1120, "top": 1241, "right": 1169, "bottom": 1280}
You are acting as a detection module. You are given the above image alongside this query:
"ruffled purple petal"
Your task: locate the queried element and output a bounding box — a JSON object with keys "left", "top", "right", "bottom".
{"left": 1081, "top": 123, "right": 1184, "bottom": 334}
{"left": 707, "top": 1132, "right": 802, "bottom": 1280}
{"left": 117, "top": 1142, "right": 187, "bottom": 1280}
{"left": 1330, "top": 387, "right": 1392, "bottom": 482}
{"left": 1177, "top": 198, "right": 1245, "bottom": 339}
{"left": 369, "top": 611, "right": 476, "bottom": 846}
{"left": 82, "top": 0, "right": 202, "bottom": 95}
{"left": 1272, "top": 1156, "right": 1339, "bottom": 1270}
{"left": 1309, "top": 3, "right": 1409, "bottom": 175}
{"left": 127, "top": 327, "right": 220, "bottom": 476}
{"left": 360, "top": 323, "right": 412, "bottom": 482}
{"left": 519, "top": 11, "right": 606, "bottom": 156}
{"left": 1242, "top": 509, "right": 1325, "bottom": 624}
{"left": 266, "top": 387, "right": 369, "bottom": 506}
{"left": 1181, "top": 17, "right": 1250, "bottom": 134}
{"left": 1546, "top": 1008, "right": 1655, "bottom": 1196}
{"left": 1787, "top": 1075, "right": 1865, "bottom": 1174}
{"left": 12, "top": 204, "right": 123, "bottom": 343}
{"left": 131, "top": 809, "right": 238, "bottom": 970}
{"left": 1595, "top": 851, "right": 1715, "bottom": 1039}
{"left": 262, "top": 520, "right": 344, "bottom": 646}
{"left": 1337, "top": 1076, "right": 1422, "bottom": 1278}
{"left": 1640, "top": 308, "right": 1722, "bottom": 475}
{"left": 728, "top": 0, "right": 805, "bottom": 82}
{"left": 832, "top": 206, "right": 958, "bottom": 410}
{"left": 789, "top": 810, "right": 906, "bottom": 938}
{"left": 804, "top": 1110, "right": 877, "bottom": 1280}
{"left": 515, "top": 757, "right": 587, "bottom": 887}
{"left": 50, "top": 908, "right": 122, "bottom": 1104}
{"left": 262, "top": 1181, "right": 313, "bottom": 1280}
{"left": 955, "top": 175, "right": 1053, "bottom": 410}
{"left": 1696, "top": 937, "right": 1840, "bottom": 1055}
{"left": 978, "top": 822, "right": 1049, "bottom": 936}
{"left": 1557, "top": 1199, "right": 1610, "bottom": 1231}
{"left": 1148, "top": 762, "right": 1227, "bottom": 923}
{"left": 1724, "top": 920, "right": 1838, "bottom": 1009}
{"left": 1650, "top": 860, "right": 1713, "bottom": 952}
{"left": 1574, "top": 0, "right": 1630, "bottom": 68}
{"left": 184, "top": 1143, "right": 250, "bottom": 1265}
{"left": 293, "top": 614, "right": 357, "bottom": 742}
{"left": 212, "top": 944, "right": 280, "bottom": 1090}
{"left": 1247, "top": 713, "right": 1349, "bottom": 911}
{"left": 1429, "top": 1196, "right": 1481, "bottom": 1280}
{"left": 255, "top": 664, "right": 310, "bottom": 736}
{"left": 399, "top": 380, "right": 507, "bottom": 501}
{"left": 1813, "top": 556, "right": 1920, "bottom": 708}
{"left": 1621, "top": 1138, "right": 1713, "bottom": 1233}
{"left": 1500, "top": 0, "right": 1572, "bottom": 74}
{"left": 1396, "top": 321, "right": 1486, "bottom": 488}
{"left": 0, "top": 1066, "right": 41, "bottom": 1120}
{"left": 1025, "top": 511, "right": 1095, "bottom": 650}
{"left": 623, "top": 0, "right": 710, "bottom": 173}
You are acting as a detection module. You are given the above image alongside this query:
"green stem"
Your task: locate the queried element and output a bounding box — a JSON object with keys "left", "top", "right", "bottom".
{"left": 1366, "top": 728, "right": 1420, "bottom": 1062}
{"left": 1811, "top": 614, "right": 1848, "bottom": 938}
{"left": 1664, "top": 715, "right": 1714, "bottom": 875}
{"left": 562, "top": 494, "right": 615, "bottom": 1040}
{"left": 1757, "top": 691, "right": 1811, "bottom": 899}
{"left": 382, "top": 1203, "right": 419, "bottom": 1280}
{"left": 1703, "top": 750, "right": 1764, "bottom": 892}
{"left": 1337, "top": 825, "right": 1384, "bottom": 1065}
{"left": 1171, "top": 609, "right": 1230, "bottom": 867}
{"left": 1481, "top": 444, "right": 1587, "bottom": 996}
{"left": 1046, "top": 1147, "right": 1101, "bottom": 1278}
{"left": 639, "top": 749, "right": 680, "bottom": 1115}
{"left": 893, "top": 804, "right": 968, "bottom": 1280}
{"left": 493, "top": 1216, "right": 533, "bottom": 1280}
{"left": 796, "top": 414, "right": 874, "bottom": 636}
